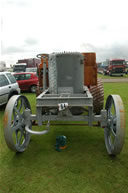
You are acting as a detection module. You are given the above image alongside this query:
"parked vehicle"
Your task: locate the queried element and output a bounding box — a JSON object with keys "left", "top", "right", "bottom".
{"left": 13, "top": 58, "right": 41, "bottom": 72}
{"left": 13, "top": 72, "right": 38, "bottom": 93}
{"left": 99, "top": 61, "right": 109, "bottom": 75}
{"left": 26, "top": 67, "right": 37, "bottom": 73}
{"left": 0, "top": 72, "right": 20, "bottom": 106}
{"left": 125, "top": 61, "right": 128, "bottom": 74}
{"left": 104, "top": 59, "right": 126, "bottom": 76}
{"left": 13, "top": 63, "right": 27, "bottom": 72}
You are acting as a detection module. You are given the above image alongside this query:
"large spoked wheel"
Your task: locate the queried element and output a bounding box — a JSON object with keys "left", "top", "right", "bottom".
{"left": 104, "top": 95, "right": 125, "bottom": 155}
{"left": 4, "top": 95, "right": 32, "bottom": 152}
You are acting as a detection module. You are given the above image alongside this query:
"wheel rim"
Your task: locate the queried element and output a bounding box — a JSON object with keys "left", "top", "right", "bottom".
{"left": 104, "top": 95, "right": 125, "bottom": 155}
{"left": 4, "top": 95, "right": 32, "bottom": 152}
{"left": 31, "top": 86, "right": 36, "bottom": 93}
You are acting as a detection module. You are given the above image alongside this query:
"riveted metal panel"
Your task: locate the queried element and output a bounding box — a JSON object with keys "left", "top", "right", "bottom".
{"left": 48, "top": 52, "right": 84, "bottom": 94}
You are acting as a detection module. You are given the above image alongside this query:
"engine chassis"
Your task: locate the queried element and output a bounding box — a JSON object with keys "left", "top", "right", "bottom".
{"left": 33, "top": 86, "right": 107, "bottom": 128}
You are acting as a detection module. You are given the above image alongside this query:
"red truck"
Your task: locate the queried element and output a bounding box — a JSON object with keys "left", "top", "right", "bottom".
{"left": 103, "top": 59, "right": 126, "bottom": 76}
{"left": 13, "top": 58, "right": 41, "bottom": 73}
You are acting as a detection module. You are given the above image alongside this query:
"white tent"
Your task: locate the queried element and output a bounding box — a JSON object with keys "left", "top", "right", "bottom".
{"left": 0, "top": 61, "right": 6, "bottom": 71}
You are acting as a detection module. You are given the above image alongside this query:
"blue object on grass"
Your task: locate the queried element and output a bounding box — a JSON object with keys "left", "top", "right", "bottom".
{"left": 55, "top": 135, "right": 67, "bottom": 152}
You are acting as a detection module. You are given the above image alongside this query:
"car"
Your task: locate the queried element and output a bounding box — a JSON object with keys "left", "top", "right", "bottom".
{"left": 0, "top": 72, "right": 20, "bottom": 106}
{"left": 13, "top": 72, "right": 38, "bottom": 93}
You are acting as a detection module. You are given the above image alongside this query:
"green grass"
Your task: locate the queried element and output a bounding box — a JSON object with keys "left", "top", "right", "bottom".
{"left": 98, "top": 73, "right": 128, "bottom": 79}
{"left": 0, "top": 84, "right": 128, "bottom": 193}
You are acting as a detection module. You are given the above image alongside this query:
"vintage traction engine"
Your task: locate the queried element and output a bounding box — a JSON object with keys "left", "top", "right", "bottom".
{"left": 4, "top": 52, "right": 125, "bottom": 155}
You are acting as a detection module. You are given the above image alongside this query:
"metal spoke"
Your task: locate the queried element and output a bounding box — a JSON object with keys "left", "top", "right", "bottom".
{"left": 108, "top": 105, "right": 113, "bottom": 118}
{"left": 14, "top": 106, "right": 21, "bottom": 116}
{"left": 112, "top": 115, "right": 116, "bottom": 123}
{"left": 15, "top": 130, "right": 19, "bottom": 146}
{"left": 110, "top": 126, "right": 116, "bottom": 137}
{"left": 13, "top": 110, "right": 17, "bottom": 125}
{"left": 109, "top": 104, "right": 116, "bottom": 138}
{"left": 17, "top": 131, "right": 24, "bottom": 146}
{"left": 18, "top": 98, "right": 23, "bottom": 112}
{"left": 109, "top": 101, "right": 113, "bottom": 112}
{"left": 22, "top": 104, "right": 25, "bottom": 114}
{"left": 11, "top": 124, "right": 19, "bottom": 132}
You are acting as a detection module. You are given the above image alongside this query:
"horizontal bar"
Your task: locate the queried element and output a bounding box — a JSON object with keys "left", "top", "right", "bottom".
{"left": 32, "top": 122, "right": 100, "bottom": 127}
{"left": 30, "top": 114, "right": 102, "bottom": 122}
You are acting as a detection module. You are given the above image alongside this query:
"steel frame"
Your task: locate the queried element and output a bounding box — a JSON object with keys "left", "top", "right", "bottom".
{"left": 23, "top": 87, "right": 107, "bottom": 134}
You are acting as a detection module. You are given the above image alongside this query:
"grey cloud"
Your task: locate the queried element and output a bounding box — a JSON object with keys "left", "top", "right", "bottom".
{"left": 81, "top": 43, "right": 96, "bottom": 51}
{"left": 3, "top": 46, "right": 25, "bottom": 54}
{"left": 2, "top": 44, "right": 40, "bottom": 56}
{"left": 97, "top": 44, "right": 128, "bottom": 61}
{"left": 24, "top": 38, "right": 38, "bottom": 46}
{"left": 81, "top": 42, "right": 128, "bottom": 62}
{"left": 3, "top": 37, "right": 39, "bottom": 55}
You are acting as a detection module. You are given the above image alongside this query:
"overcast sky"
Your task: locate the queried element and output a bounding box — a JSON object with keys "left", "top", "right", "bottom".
{"left": 0, "top": 0, "right": 128, "bottom": 66}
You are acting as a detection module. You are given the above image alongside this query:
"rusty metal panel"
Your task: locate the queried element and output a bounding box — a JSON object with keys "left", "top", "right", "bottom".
{"left": 82, "top": 52, "right": 96, "bottom": 66}
{"left": 84, "top": 66, "right": 97, "bottom": 86}
{"left": 82, "top": 53, "right": 97, "bottom": 86}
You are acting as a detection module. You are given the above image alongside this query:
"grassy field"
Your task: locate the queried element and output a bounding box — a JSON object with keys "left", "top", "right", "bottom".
{"left": 0, "top": 83, "right": 128, "bottom": 193}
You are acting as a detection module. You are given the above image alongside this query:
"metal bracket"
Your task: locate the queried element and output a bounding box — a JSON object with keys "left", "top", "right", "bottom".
{"left": 25, "top": 121, "right": 50, "bottom": 135}
{"left": 100, "top": 110, "right": 107, "bottom": 128}
{"left": 24, "top": 108, "right": 50, "bottom": 135}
